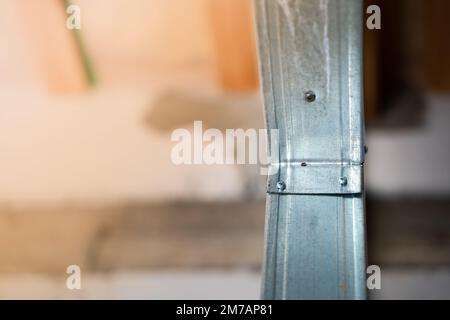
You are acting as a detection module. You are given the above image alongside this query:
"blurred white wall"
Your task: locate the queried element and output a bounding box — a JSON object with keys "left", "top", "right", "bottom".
{"left": 366, "top": 95, "right": 450, "bottom": 196}
{"left": 0, "top": 0, "right": 252, "bottom": 206}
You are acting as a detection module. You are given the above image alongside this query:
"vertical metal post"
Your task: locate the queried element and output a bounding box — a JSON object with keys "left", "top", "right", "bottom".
{"left": 255, "top": 0, "right": 367, "bottom": 299}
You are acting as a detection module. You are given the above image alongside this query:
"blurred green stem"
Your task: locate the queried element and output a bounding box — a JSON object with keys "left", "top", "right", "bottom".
{"left": 63, "top": 0, "right": 97, "bottom": 86}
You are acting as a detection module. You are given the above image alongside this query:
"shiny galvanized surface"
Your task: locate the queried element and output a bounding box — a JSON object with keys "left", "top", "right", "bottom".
{"left": 255, "top": 0, "right": 367, "bottom": 299}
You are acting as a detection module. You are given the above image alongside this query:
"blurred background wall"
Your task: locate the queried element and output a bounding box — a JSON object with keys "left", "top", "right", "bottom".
{"left": 0, "top": 0, "right": 449, "bottom": 299}
{"left": 0, "top": 0, "right": 264, "bottom": 299}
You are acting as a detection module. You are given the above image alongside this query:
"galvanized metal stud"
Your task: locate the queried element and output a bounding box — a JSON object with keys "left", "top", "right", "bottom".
{"left": 255, "top": 0, "right": 367, "bottom": 299}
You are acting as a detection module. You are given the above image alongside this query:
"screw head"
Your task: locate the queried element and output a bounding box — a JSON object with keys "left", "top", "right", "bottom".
{"left": 276, "top": 181, "right": 286, "bottom": 192}
{"left": 339, "top": 177, "right": 348, "bottom": 186}
{"left": 305, "top": 91, "right": 316, "bottom": 103}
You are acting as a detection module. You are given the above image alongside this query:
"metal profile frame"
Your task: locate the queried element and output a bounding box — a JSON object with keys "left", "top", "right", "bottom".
{"left": 255, "top": 0, "right": 367, "bottom": 299}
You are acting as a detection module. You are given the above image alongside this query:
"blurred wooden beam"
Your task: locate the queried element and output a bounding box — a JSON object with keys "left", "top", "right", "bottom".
{"left": 374, "top": 0, "right": 426, "bottom": 128}
{"left": 364, "top": 0, "right": 381, "bottom": 125}
{"left": 424, "top": 0, "right": 450, "bottom": 92}
{"left": 15, "top": 0, "right": 89, "bottom": 93}
{"left": 208, "top": 0, "right": 259, "bottom": 93}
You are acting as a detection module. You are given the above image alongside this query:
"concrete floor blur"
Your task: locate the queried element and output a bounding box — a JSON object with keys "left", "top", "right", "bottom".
{"left": 0, "top": 197, "right": 449, "bottom": 299}
{"left": 0, "top": 270, "right": 261, "bottom": 300}
{"left": 0, "top": 202, "right": 265, "bottom": 273}
{"left": 1, "top": 269, "right": 449, "bottom": 300}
